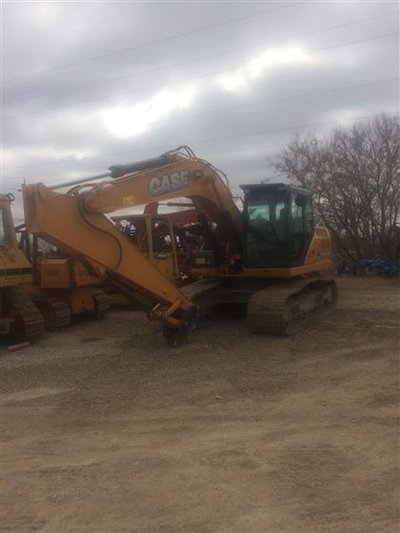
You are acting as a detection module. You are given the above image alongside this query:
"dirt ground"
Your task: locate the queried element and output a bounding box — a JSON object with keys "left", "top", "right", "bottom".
{"left": 1, "top": 277, "right": 399, "bottom": 533}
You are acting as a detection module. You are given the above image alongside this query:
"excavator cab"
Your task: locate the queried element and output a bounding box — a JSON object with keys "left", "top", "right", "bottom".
{"left": 241, "top": 184, "right": 314, "bottom": 268}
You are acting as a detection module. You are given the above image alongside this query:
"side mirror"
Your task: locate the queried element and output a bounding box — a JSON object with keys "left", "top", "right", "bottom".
{"left": 295, "top": 194, "right": 308, "bottom": 208}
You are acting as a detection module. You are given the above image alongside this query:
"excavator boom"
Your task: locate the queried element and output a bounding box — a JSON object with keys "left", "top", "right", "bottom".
{"left": 77, "top": 148, "right": 242, "bottom": 253}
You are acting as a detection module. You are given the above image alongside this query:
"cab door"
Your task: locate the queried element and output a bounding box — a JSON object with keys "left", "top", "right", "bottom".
{"left": 288, "top": 192, "right": 314, "bottom": 265}
{"left": 243, "top": 188, "right": 291, "bottom": 268}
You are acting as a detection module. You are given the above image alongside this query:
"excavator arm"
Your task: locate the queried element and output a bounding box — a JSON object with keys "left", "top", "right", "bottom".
{"left": 22, "top": 183, "right": 197, "bottom": 345}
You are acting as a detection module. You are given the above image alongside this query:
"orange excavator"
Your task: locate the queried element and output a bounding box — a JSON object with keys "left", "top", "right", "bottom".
{"left": 23, "top": 146, "right": 336, "bottom": 346}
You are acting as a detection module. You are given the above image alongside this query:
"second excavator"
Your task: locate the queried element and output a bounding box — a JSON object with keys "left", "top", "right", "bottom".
{"left": 23, "top": 146, "right": 337, "bottom": 346}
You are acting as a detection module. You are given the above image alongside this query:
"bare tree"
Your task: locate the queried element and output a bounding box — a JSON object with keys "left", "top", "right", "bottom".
{"left": 271, "top": 113, "right": 400, "bottom": 260}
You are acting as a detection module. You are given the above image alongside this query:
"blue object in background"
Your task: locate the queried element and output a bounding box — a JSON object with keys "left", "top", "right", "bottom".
{"left": 352, "top": 258, "right": 398, "bottom": 277}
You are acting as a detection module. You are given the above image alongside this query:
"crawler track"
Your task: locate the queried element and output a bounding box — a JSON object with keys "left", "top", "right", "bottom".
{"left": 10, "top": 288, "right": 45, "bottom": 339}
{"left": 33, "top": 297, "right": 71, "bottom": 330}
{"left": 247, "top": 278, "right": 337, "bottom": 335}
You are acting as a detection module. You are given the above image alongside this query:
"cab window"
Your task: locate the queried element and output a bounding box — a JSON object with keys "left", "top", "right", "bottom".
{"left": 289, "top": 193, "right": 313, "bottom": 261}
{"left": 249, "top": 205, "right": 270, "bottom": 222}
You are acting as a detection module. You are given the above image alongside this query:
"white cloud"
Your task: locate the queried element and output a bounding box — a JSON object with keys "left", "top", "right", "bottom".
{"left": 102, "top": 86, "right": 197, "bottom": 138}
{"left": 2, "top": 146, "right": 97, "bottom": 168}
{"left": 217, "top": 46, "right": 314, "bottom": 93}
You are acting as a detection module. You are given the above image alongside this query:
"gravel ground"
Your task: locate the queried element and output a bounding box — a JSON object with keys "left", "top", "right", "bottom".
{"left": 1, "top": 277, "right": 399, "bottom": 533}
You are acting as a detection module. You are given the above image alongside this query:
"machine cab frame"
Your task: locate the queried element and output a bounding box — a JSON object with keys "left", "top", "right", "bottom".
{"left": 241, "top": 183, "right": 314, "bottom": 269}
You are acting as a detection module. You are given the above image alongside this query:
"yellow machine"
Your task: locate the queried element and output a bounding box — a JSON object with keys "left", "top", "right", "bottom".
{"left": 23, "top": 146, "right": 337, "bottom": 346}
{"left": 18, "top": 229, "right": 110, "bottom": 329}
{"left": 0, "top": 194, "right": 44, "bottom": 338}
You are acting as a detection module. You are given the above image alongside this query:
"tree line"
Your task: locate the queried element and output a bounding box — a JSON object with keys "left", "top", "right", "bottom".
{"left": 272, "top": 113, "right": 400, "bottom": 262}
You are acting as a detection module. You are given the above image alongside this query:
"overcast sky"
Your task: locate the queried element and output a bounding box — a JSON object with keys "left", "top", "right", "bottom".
{"left": 1, "top": 0, "right": 399, "bottom": 217}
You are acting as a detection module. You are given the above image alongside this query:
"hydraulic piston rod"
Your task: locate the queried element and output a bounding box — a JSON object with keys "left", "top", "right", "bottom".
{"left": 50, "top": 154, "right": 172, "bottom": 190}
{"left": 50, "top": 171, "right": 111, "bottom": 190}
